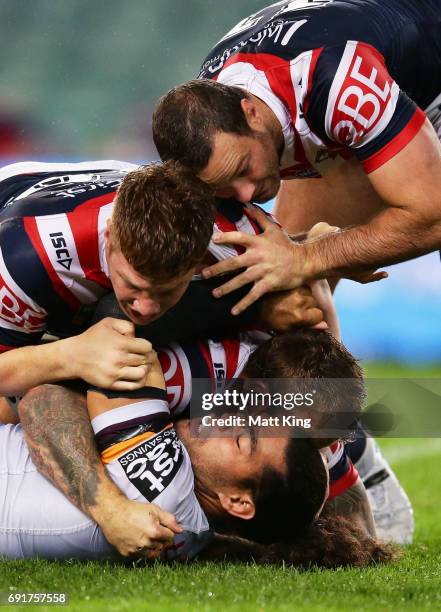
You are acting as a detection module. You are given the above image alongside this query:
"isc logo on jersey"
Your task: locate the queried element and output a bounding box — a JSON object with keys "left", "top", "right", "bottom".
{"left": 118, "top": 429, "right": 184, "bottom": 503}
{"left": 325, "top": 42, "right": 400, "bottom": 148}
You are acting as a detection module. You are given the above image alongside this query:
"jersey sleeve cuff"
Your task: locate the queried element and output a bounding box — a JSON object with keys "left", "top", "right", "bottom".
{"left": 362, "top": 107, "right": 426, "bottom": 174}
{"left": 328, "top": 461, "right": 359, "bottom": 500}
{"left": 91, "top": 399, "right": 170, "bottom": 435}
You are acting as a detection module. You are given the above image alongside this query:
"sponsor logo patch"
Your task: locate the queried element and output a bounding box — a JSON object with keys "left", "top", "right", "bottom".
{"left": 119, "top": 429, "right": 183, "bottom": 502}
{"left": 0, "top": 275, "right": 46, "bottom": 332}
{"left": 327, "top": 43, "right": 397, "bottom": 147}
{"left": 49, "top": 232, "right": 73, "bottom": 271}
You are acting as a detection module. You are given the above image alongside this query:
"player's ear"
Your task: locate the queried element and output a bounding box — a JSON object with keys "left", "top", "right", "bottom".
{"left": 218, "top": 491, "right": 256, "bottom": 520}
{"left": 105, "top": 220, "right": 115, "bottom": 255}
{"left": 241, "top": 97, "right": 264, "bottom": 131}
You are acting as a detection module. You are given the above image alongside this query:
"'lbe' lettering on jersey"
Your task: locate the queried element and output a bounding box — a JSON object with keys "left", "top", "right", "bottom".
{"left": 119, "top": 429, "right": 184, "bottom": 502}
{"left": 49, "top": 232, "right": 72, "bottom": 271}
{"left": 326, "top": 42, "right": 398, "bottom": 147}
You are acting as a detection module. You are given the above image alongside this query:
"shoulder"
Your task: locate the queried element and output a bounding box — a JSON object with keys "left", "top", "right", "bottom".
{"left": 0, "top": 219, "right": 48, "bottom": 347}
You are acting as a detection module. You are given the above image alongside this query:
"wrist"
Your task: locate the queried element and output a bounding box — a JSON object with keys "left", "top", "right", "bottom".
{"left": 301, "top": 240, "right": 325, "bottom": 280}
{"left": 55, "top": 336, "right": 80, "bottom": 380}
{"left": 89, "top": 479, "right": 127, "bottom": 525}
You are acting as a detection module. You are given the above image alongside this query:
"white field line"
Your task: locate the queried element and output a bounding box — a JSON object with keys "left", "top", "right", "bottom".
{"left": 382, "top": 439, "right": 441, "bottom": 465}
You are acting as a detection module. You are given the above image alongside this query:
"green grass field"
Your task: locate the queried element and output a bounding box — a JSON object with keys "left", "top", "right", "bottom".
{"left": 2, "top": 363, "right": 441, "bottom": 612}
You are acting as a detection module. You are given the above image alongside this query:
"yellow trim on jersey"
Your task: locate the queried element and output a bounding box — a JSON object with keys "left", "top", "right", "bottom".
{"left": 101, "top": 423, "right": 173, "bottom": 464}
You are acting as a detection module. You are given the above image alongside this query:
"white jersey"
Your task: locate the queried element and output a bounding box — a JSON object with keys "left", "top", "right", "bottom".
{"left": 91, "top": 399, "right": 212, "bottom": 561}
{"left": 0, "top": 416, "right": 211, "bottom": 561}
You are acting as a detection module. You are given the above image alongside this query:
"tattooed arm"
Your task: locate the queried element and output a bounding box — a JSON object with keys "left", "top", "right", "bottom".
{"left": 323, "top": 476, "right": 376, "bottom": 537}
{"left": 18, "top": 383, "right": 178, "bottom": 557}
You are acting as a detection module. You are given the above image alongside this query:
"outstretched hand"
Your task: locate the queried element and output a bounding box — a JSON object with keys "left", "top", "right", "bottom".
{"left": 203, "top": 211, "right": 388, "bottom": 315}
{"left": 203, "top": 207, "right": 305, "bottom": 315}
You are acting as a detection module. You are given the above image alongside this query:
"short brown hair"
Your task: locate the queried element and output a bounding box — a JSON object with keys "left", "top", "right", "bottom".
{"left": 111, "top": 162, "right": 215, "bottom": 280}
{"left": 152, "top": 79, "right": 252, "bottom": 172}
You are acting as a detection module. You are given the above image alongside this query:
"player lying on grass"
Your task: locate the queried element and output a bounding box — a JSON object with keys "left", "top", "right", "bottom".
{"left": 0, "top": 326, "right": 395, "bottom": 567}
{"left": 3, "top": 274, "right": 407, "bottom": 561}
{"left": 0, "top": 159, "right": 410, "bottom": 549}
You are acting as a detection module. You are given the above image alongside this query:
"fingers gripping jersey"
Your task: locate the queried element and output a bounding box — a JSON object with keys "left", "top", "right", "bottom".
{"left": 158, "top": 331, "right": 358, "bottom": 498}
{"left": 91, "top": 399, "right": 212, "bottom": 561}
{"left": 199, "top": 0, "right": 441, "bottom": 178}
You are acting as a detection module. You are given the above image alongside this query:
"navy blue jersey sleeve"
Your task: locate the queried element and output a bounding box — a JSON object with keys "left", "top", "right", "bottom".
{"left": 0, "top": 218, "right": 49, "bottom": 351}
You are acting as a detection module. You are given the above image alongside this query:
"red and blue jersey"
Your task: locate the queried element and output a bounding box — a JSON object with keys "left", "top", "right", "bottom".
{"left": 199, "top": 0, "right": 441, "bottom": 178}
{"left": 0, "top": 161, "right": 135, "bottom": 352}
{"left": 0, "top": 161, "right": 269, "bottom": 353}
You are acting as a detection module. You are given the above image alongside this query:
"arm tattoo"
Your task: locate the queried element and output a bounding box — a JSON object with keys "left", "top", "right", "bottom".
{"left": 324, "top": 477, "right": 376, "bottom": 537}
{"left": 19, "top": 384, "right": 108, "bottom": 515}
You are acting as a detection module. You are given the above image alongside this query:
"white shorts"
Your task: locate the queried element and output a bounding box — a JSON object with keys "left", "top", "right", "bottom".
{"left": 0, "top": 424, "right": 115, "bottom": 560}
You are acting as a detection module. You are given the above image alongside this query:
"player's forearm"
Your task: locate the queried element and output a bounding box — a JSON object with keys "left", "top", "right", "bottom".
{"left": 0, "top": 339, "right": 76, "bottom": 396}
{"left": 304, "top": 205, "right": 441, "bottom": 279}
{"left": 18, "top": 384, "right": 126, "bottom": 522}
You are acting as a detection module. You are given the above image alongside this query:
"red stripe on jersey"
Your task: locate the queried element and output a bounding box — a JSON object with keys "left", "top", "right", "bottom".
{"left": 67, "top": 196, "right": 113, "bottom": 288}
{"left": 159, "top": 346, "right": 186, "bottom": 409}
{"left": 242, "top": 208, "right": 262, "bottom": 235}
{"left": 199, "top": 340, "right": 215, "bottom": 382}
{"left": 328, "top": 43, "right": 397, "bottom": 148}
{"left": 222, "top": 338, "right": 241, "bottom": 380}
{"left": 329, "top": 441, "right": 339, "bottom": 453}
{"left": 73, "top": 191, "right": 117, "bottom": 213}
{"left": 361, "top": 107, "right": 426, "bottom": 173}
{"left": 23, "top": 217, "right": 80, "bottom": 311}
{"left": 215, "top": 212, "right": 243, "bottom": 255}
{"left": 0, "top": 344, "right": 14, "bottom": 352}
{"left": 328, "top": 461, "right": 358, "bottom": 499}
{"left": 220, "top": 52, "right": 297, "bottom": 123}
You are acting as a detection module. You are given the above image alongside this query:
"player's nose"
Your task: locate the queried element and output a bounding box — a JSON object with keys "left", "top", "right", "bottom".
{"left": 231, "top": 179, "right": 256, "bottom": 204}
{"left": 132, "top": 297, "right": 161, "bottom": 318}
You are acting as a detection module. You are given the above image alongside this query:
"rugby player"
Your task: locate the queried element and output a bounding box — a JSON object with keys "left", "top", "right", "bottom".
{"left": 1, "top": 327, "right": 394, "bottom": 567}
{"left": 0, "top": 159, "right": 325, "bottom": 557}
{"left": 152, "top": 0, "right": 441, "bottom": 313}
{"left": 0, "top": 160, "right": 217, "bottom": 396}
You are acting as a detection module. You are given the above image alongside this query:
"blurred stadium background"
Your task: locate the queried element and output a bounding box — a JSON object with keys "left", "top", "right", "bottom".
{"left": 0, "top": 0, "right": 440, "bottom": 365}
